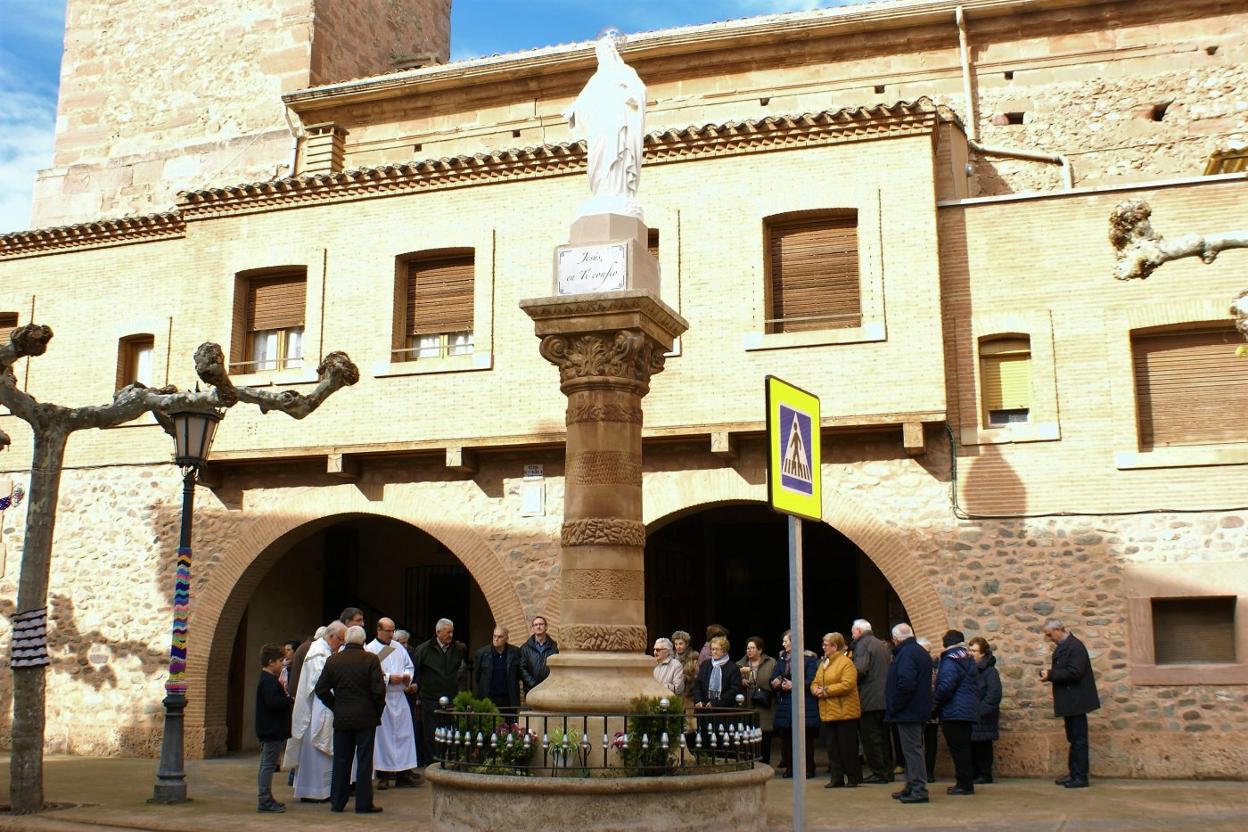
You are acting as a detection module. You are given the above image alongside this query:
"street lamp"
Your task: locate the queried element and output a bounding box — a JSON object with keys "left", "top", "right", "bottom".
{"left": 151, "top": 408, "right": 221, "bottom": 804}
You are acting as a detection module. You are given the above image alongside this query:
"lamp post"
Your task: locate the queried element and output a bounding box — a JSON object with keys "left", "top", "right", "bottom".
{"left": 151, "top": 408, "right": 221, "bottom": 804}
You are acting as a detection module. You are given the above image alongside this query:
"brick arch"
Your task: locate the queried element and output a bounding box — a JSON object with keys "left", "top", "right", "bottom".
{"left": 643, "top": 469, "right": 946, "bottom": 641}
{"left": 185, "top": 486, "right": 526, "bottom": 758}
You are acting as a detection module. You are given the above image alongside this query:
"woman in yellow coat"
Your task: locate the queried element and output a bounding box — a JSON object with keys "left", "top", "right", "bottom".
{"left": 811, "top": 632, "right": 862, "bottom": 788}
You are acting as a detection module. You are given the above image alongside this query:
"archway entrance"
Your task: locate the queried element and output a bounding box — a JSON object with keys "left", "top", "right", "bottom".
{"left": 645, "top": 503, "right": 907, "bottom": 652}
{"left": 222, "top": 515, "right": 491, "bottom": 752}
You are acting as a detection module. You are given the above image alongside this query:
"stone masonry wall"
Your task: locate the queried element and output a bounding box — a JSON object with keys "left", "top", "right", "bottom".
{"left": 28, "top": 0, "right": 451, "bottom": 230}
{"left": 2, "top": 433, "right": 1245, "bottom": 778}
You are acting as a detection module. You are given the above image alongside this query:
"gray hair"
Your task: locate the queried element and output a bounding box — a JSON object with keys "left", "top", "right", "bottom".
{"left": 853, "top": 619, "right": 872, "bottom": 633}
{"left": 917, "top": 637, "right": 932, "bottom": 650}
{"left": 1044, "top": 618, "right": 1066, "bottom": 632}
{"left": 345, "top": 625, "right": 366, "bottom": 645}
{"left": 891, "top": 622, "right": 914, "bottom": 641}
{"left": 325, "top": 621, "right": 347, "bottom": 639}
{"left": 394, "top": 629, "right": 410, "bottom": 642}
{"left": 313, "top": 626, "right": 327, "bottom": 640}
{"left": 671, "top": 630, "right": 691, "bottom": 643}
{"left": 436, "top": 618, "right": 454, "bottom": 631}
{"left": 653, "top": 637, "right": 674, "bottom": 652}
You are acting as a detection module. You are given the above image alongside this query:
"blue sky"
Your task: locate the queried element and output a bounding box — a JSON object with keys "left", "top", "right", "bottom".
{"left": 0, "top": 0, "right": 874, "bottom": 232}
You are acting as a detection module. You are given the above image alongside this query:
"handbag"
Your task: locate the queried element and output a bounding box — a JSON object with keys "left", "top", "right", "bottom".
{"left": 751, "top": 685, "right": 773, "bottom": 707}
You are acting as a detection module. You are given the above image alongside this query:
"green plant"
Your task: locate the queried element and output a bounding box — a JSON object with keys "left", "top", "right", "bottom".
{"left": 613, "top": 696, "right": 685, "bottom": 776}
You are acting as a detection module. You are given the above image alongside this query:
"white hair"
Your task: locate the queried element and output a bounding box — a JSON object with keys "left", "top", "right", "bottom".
{"left": 313, "top": 626, "right": 327, "bottom": 640}
{"left": 1044, "top": 618, "right": 1066, "bottom": 632}
{"left": 653, "top": 637, "right": 674, "bottom": 652}
{"left": 917, "top": 637, "right": 932, "bottom": 650}
{"left": 891, "top": 622, "right": 914, "bottom": 641}
{"left": 394, "top": 629, "right": 410, "bottom": 642}
{"left": 436, "top": 618, "right": 454, "bottom": 631}
{"left": 325, "top": 621, "right": 347, "bottom": 639}
{"left": 853, "top": 619, "right": 872, "bottom": 634}
{"left": 345, "top": 625, "right": 366, "bottom": 645}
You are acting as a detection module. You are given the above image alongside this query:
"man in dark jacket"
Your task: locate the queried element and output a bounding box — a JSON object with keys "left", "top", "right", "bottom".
{"left": 411, "top": 618, "right": 468, "bottom": 768}
{"left": 1041, "top": 619, "right": 1100, "bottom": 789}
{"left": 255, "top": 643, "right": 294, "bottom": 813}
{"left": 316, "top": 625, "right": 386, "bottom": 814}
{"left": 850, "top": 618, "right": 894, "bottom": 784}
{"left": 473, "top": 625, "right": 524, "bottom": 713}
{"left": 885, "top": 623, "right": 933, "bottom": 804}
{"left": 932, "top": 630, "right": 979, "bottom": 796}
{"left": 519, "top": 616, "right": 559, "bottom": 695}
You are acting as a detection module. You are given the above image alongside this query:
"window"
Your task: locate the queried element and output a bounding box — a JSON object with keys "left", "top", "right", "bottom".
{"left": 232, "top": 271, "right": 305, "bottom": 372}
{"left": 116, "top": 334, "right": 155, "bottom": 389}
{"left": 1152, "top": 597, "right": 1236, "bottom": 665}
{"left": 647, "top": 228, "right": 659, "bottom": 261}
{"left": 1132, "top": 325, "right": 1248, "bottom": 449}
{"left": 979, "top": 335, "right": 1032, "bottom": 427}
{"left": 765, "top": 212, "right": 860, "bottom": 333}
{"left": 396, "top": 252, "right": 474, "bottom": 362}
{"left": 0, "top": 312, "right": 17, "bottom": 333}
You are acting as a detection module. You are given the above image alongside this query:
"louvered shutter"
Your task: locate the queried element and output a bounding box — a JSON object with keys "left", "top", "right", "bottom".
{"left": 1133, "top": 326, "right": 1248, "bottom": 449}
{"left": 0, "top": 313, "right": 17, "bottom": 329}
{"left": 980, "top": 337, "right": 1032, "bottom": 419}
{"left": 648, "top": 229, "right": 660, "bottom": 260}
{"left": 1152, "top": 597, "right": 1236, "bottom": 664}
{"left": 768, "top": 215, "right": 860, "bottom": 333}
{"left": 248, "top": 275, "right": 306, "bottom": 332}
{"left": 408, "top": 255, "right": 474, "bottom": 335}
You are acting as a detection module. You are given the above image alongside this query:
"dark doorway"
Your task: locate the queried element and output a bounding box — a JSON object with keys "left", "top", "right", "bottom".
{"left": 645, "top": 503, "right": 905, "bottom": 655}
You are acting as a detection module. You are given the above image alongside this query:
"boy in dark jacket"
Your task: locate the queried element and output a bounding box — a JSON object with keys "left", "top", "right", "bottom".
{"left": 255, "top": 643, "right": 294, "bottom": 813}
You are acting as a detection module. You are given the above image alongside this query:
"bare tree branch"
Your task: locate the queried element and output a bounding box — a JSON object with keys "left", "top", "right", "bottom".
{"left": 1110, "top": 198, "right": 1248, "bottom": 281}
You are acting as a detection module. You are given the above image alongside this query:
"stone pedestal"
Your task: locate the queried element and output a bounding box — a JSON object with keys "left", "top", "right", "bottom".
{"left": 519, "top": 288, "right": 688, "bottom": 711}
{"left": 554, "top": 213, "right": 659, "bottom": 296}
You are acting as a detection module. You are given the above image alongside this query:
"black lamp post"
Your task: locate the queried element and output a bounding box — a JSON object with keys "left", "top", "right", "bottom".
{"left": 151, "top": 408, "right": 221, "bottom": 804}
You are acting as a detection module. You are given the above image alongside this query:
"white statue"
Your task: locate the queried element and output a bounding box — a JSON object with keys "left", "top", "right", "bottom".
{"left": 564, "top": 31, "right": 646, "bottom": 220}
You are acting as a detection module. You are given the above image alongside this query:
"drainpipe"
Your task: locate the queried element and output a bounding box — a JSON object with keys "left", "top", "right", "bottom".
{"left": 955, "top": 6, "right": 1074, "bottom": 190}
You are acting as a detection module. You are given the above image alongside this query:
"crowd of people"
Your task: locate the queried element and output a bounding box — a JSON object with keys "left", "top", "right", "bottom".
{"left": 252, "top": 609, "right": 1098, "bottom": 813}
{"left": 650, "top": 618, "right": 1100, "bottom": 803}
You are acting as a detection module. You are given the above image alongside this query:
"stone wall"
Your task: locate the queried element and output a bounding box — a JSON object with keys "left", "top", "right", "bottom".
{"left": 29, "top": 0, "right": 451, "bottom": 229}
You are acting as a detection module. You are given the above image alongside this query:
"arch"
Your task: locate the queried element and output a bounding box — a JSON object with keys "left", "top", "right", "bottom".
{"left": 186, "top": 485, "right": 526, "bottom": 757}
{"left": 643, "top": 468, "right": 946, "bottom": 641}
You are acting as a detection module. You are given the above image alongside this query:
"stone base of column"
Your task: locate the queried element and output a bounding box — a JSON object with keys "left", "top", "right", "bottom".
{"left": 525, "top": 651, "right": 673, "bottom": 712}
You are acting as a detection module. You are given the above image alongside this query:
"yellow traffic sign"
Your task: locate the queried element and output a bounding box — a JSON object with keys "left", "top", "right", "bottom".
{"left": 765, "top": 375, "right": 822, "bottom": 521}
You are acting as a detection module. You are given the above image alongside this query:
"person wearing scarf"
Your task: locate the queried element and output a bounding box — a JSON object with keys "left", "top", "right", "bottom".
{"left": 692, "top": 635, "right": 743, "bottom": 708}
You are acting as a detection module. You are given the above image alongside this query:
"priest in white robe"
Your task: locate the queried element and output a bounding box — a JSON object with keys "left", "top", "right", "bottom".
{"left": 284, "top": 621, "right": 345, "bottom": 800}
{"left": 366, "top": 617, "right": 420, "bottom": 788}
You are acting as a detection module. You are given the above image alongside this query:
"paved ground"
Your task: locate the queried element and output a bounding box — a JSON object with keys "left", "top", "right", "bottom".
{"left": 2, "top": 755, "right": 1247, "bottom": 831}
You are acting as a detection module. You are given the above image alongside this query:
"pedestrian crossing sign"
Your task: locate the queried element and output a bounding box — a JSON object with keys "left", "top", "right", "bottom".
{"left": 765, "top": 375, "right": 821, "bottom": 521}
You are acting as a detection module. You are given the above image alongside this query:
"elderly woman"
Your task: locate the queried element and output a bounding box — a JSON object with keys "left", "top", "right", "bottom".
{"left": 812, "top": 632, "right": 861, "bottom": 788}
{"left": 672, "top": 630, "right": 700, "bottom": 695}
{"left": 692, "top": 635, "right": 743, "bottom": 709}
{"left": 737, "top": 635, "right": 777, "bottom": 766}
{"left": 652, "top": 637, "right": 685, "bottom": 695}
{"left": 968, "top": 636, "right": 1002, "bottom": 784}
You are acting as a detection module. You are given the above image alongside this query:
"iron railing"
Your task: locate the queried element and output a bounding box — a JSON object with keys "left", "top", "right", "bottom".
{"left": 432, "top": 704, "right": 760, "bottom": 777}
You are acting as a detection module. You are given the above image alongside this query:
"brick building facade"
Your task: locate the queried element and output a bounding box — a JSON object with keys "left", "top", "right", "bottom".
{"left": 1, "top": 0, "right": 1246, "bottom": 778}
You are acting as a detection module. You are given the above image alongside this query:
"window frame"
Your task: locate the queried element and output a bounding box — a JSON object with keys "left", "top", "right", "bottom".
{"left": 957, "top": 311, "right": 1060, "bottom": 446}
{"left": 116, "top": 333, "right": 156, "bottom": 390}
{"left": 230, "top": 268, "right": 308, "bottom": 376}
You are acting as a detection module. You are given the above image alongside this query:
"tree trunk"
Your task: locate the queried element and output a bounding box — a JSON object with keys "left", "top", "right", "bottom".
{"left": 9, "top": 428, "right": 67, "bottom": 814}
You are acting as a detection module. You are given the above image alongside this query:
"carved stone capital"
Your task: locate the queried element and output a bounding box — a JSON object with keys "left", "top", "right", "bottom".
{"left": 538, "top": 330, "right": 667, "bottom": 390}
{"left": 561, "top": 518, "right": 647, "bottom": 547}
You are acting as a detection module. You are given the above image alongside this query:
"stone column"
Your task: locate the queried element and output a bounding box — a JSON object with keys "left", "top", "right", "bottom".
{"left": 520, "top": 290, "right": 687, "bottom": 711}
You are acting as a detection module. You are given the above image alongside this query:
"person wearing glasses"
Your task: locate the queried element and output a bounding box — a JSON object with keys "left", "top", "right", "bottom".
{"left": 652, "top": 638, "right": 685, "bottom": 695}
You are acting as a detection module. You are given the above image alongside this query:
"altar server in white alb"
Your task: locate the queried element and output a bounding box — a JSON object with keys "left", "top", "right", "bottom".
{"left": 284, "top": 621, "right": 345, "bottom": 801}
{"left": 366, "top": 617, "right": 421, "bottom": 789}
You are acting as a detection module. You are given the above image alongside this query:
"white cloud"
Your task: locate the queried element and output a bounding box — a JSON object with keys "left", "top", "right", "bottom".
{"left": 733, "top": 0, "right": 872, "bottom": 13}
{"left": 0, "top": 75, "right": 56, "bottom": 234}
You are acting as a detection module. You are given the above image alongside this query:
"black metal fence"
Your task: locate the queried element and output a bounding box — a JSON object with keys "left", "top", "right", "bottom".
{"left": 432, "top": 706, "right": 760, "bottom": 777}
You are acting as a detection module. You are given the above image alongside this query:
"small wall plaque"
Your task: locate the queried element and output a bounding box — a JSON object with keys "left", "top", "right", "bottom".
{"left": 557, "top": 242, "right": 627, "bottom": 295}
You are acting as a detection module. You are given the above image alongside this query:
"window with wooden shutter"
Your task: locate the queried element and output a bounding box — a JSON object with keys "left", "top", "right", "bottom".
{"left": 232, "top": 271, "right": 306, "bottom": 372}
{"left": 399, "top": 252, "right": 474, "bottom": 361}
{"left": 0, "top": 312, "right": 17, "bottom": 331}
{"left": 1132, "top": 325, "right": 1248, "bottom": 450}
{"left": 647, "top": 228, "right": 660, "bottom": 261}
{"left": 766, "top": 213, "right": 860, "bottom": 333}
{"left": 980, "top": 335, "right": 1032, "bottom": 426}
{"left": 116, "top": 334, "right": 155, "bottom": 390}
{"left": 1152, "top": 597, "right": 1236, "bottom": 665}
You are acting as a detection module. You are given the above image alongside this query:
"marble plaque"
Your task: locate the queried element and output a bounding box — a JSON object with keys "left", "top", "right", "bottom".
{"left": 557, "top": 242, "right": 627, "bottom": 295}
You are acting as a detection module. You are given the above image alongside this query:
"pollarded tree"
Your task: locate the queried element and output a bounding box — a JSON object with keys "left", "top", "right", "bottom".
{"left": 1109, "top": 198, "right": 1248, "bottom": 346}
{"left": 0, "top": 324, "right": 359, "bottom": 813}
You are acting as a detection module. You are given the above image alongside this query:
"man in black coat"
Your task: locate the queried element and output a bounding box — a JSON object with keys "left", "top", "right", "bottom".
{"left": 519, "top": 616, "right": 559, "bottom": 695}
{"left": 850, "top": 618, "right": 894, "bottom": 784}
{"left": 1040, "top": 619, "right": 1100, "bottom": 789}
{"left": 411, "top": 618, "right": 468, "bottom": 767}
{"left": 316, "top": 625, "right": 386, "bottom": 813}
{"left": 473, "top": 625, "right": 525, "bottom": 714}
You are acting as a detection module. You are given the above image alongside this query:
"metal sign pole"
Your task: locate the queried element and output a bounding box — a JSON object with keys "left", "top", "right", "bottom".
{"left": 789, "top": 514, "right": 806, "bottom": 832}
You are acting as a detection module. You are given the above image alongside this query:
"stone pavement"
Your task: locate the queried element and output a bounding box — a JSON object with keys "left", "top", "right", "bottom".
{"left": 2, "top": 755, "right": 1247, "bottom": 832}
